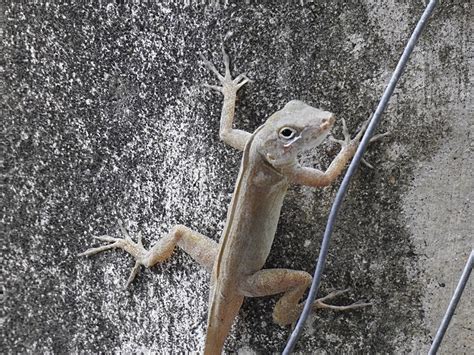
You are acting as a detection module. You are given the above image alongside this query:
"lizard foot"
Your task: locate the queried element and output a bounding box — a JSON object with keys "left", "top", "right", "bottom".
{"left": 361, "top": 131, "right": 391, "bottom": 168}
{"left": 329, "top": 117, "right": 366, "bottom": 148}
{"left": 330, "top": 117, "right": 390, "bottom": 169}
{"left": 312, "top": 288, "right": 372, "bottom": 311}
{"left": 199, "top": 45, "right": 251, "bottom": 95}
{"left": 78, "top": 220, "right": 147, "bottom": 287}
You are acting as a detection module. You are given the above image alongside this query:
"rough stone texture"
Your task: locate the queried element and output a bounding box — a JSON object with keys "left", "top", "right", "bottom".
{"left": 2, "top": 1, "right": 472, "bottom": 353}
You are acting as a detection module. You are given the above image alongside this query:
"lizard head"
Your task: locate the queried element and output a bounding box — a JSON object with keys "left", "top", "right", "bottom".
{"left": 256, "top": 100, "right": 335, "bottom": 168}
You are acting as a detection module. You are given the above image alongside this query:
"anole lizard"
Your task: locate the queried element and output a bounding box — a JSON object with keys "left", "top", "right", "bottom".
{"left": 80, "top": 48, "right": 379, "bottom": 354}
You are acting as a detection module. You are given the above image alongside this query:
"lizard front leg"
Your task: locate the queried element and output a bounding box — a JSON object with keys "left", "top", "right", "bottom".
{"left": 285, "top": 118, "right": 388, "bottom": 187}
{"left": 79, "top": 222, "right": 217, "bottom": 287}
{"left": 200, "top": 46, "right": 252, "bottom": 151}
{"left": 239, "top": 269, "right": 371, "bottom": 326}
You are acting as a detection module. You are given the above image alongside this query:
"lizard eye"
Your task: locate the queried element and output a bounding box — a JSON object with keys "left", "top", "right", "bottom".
{"left": 279, "top": 127, "right": 297, "bottom": 139}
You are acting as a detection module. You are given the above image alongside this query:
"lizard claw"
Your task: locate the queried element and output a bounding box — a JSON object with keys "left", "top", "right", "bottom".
{"left": 221, "top": 44, "right": 231, "bottom": 78}
{"left": 79, "top": 220, "right": 148, "bottom": 286}
{"left": 233, "top": 73, "right": 252, "bottom": 88}
{"left": 202, "top": 84, "right": 223, "bottom": 93}
{"left": 78, "top": 235, "right": 122, "bottom": 257}
{"left": 199, "top": 53, "right": 224, "bottom": 81}
{"left": 361, "top": 158, "right": 375, "bottom": 169}
{"left": 359, "top": 131, "right": 390, "bottom": 168}
{"left": 341, "top": 117, "right": 350, "bottom": 143}
{"left": 370, "top": 131, "right": 390, "bottom": 143}
{"left": 93, "top": 235, "right": 120, "bottom": 242}
{"left": 329, "top": 136, "right": 345, "bottom": 146}
{"left": 318, "top": 288, "right": 351, "bottom": 301}
{"left": 117, "top": 219, "right": 133, "bottom": 241}
{"left": 126, "top": 261, "right": 142, "bottom": 288}
{"left": 354, "top": 115, "right": 391, "bottom": 144}
{"left": 136, "top": 231, "right": 144, "bottom": 248}
{"left": 331, "top": 117, "right": 388, "bottom": 170}
{"left": 354, "top": 120, "right": 369, "bottom": 141}
{"left": 331, "top": 117, "right": 363, "bottom": 149}
{"left": 312, "top": 288, "right": 372, "bottom": 312}
{"left": 200, "top": 48, "right": 252, "bottom": 95}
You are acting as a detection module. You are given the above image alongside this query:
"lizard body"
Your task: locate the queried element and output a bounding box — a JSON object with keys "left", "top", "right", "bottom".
{"left": 80, "top": 49, "right": 374, "bottom": 354}
{"left": 206, "top": 125, "right": 287, "bottom": 351}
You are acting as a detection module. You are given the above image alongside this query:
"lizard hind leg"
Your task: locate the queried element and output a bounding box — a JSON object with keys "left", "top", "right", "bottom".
{"left": 239, "top": 269, "right": 372, "bottom": 326}
{"left": 79, "top": 221, "right": 218, "bottom": 287}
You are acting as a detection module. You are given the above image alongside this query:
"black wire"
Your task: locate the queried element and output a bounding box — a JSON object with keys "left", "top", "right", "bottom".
{"left": 282, "top": 1, "right": 439, "bottom": 353}
{"left": 429, "top": 250, "right": 473, "bottom": 354}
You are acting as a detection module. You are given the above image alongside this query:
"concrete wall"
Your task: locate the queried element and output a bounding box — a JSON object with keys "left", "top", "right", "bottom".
{"left": 3, "top": 1, "right": 472, "bottom": 353}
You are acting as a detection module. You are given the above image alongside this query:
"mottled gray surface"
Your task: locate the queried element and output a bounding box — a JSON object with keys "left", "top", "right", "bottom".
{"left": 2, "top": 1, "right": 472, "bottom": 354}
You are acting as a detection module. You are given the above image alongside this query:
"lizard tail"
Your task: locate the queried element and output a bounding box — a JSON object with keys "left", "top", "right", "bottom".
{"left": 203, "top": 290, "right": 244, "bottom": 355}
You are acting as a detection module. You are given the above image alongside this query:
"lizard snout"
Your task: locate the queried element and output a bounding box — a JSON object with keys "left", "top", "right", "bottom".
{"left": 320, "top": 114, "right": 335, "bottom": 131}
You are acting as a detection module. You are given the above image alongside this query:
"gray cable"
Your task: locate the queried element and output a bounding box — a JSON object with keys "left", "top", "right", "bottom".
{"left": 429, "top": 250, "right": 473, "bottom": 354}
{"left": 283, "top": 1, "right": 439, "bottom": 353}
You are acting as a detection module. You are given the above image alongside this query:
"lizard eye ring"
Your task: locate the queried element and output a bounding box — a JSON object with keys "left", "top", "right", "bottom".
{"left": 279, "top": 127, "right": 297, "bottom": 139}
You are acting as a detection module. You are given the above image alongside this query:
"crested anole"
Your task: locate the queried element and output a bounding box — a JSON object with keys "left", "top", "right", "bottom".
{"left": 80, "top": 48, "right": 381, "bottom": 354}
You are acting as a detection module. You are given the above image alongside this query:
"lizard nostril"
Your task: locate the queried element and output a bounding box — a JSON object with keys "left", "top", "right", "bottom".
{"left": 320, "top": 115, "right": 335, "bottom": 130}
{"left": 321, "top": 120, "right": 331, "bottom": 130}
